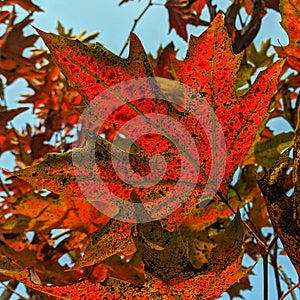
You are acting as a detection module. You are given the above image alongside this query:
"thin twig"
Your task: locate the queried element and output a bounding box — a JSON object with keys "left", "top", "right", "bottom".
{"left": 217, "top": 190, "right": 263, "bottom": 241}
{"left": 280, "top": 282, "right": 300, "bottom": 300}
{"left": 230, "top": 184, "right": 265, "bottom": 241}
{"left": 266, "top": 234, "right": 278, "bottom": 253}
{"left": 0, "top": 281, "right": 26, "bottom": 300}
{"left": 263, "top": 252, "right": 268, "bottom": 300}
{"left": 51, "top": 229, "right": 72, "bottom": 240}
{"left": 262, "top": 233, "right": 278, "bottom": 300}
{"left": 119, "top": 0, "right": 153, "bottom": 57}
{"left": 270, "top": 240, "right": 283, "bottom": 298}
{"left": 278, "top": 266, "right": 298, "bottom": 300}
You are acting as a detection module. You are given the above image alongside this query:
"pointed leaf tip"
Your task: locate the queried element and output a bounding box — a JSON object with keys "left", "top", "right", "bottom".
{"left": 31, "top": 26, "right": 42, "bottom": 34}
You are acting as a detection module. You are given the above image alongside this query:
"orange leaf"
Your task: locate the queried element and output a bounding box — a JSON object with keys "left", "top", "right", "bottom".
{"left": 172, "top": 14, "right": 283, "bottom": 189}
{"left": 35, "top": 29, "right": 154, "bottom": 101}
{"left": 0, "top": 215, "right": 248, "bottom": 299}
{"left": 275, "top": 0, "right": 300, "bottom": 71}
{"left": 7, "top": 190, "right": 109, "bottom": 233}
{"left": 16, "top": 15, "right": 282, "bottom": 233}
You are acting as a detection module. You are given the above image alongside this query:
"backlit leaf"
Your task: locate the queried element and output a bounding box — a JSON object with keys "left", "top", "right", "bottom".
{"left": 172, "top": 14, "right": 283, "bottom": 190}
{"left": 254, "top": 131, "right": 294, "bottom": 167}
{"left": 4, "top": 190, "right": 109, "bottom": 233}
{"left": 16, "top": 15, "right": 282, "bottom": 233}
{"left": 35, "top": 29, "right": 154, "bottom": 101}
{"left": 0, "top": 16, "right": 42, "bottom": 84}
{"left": 247, "top": 39, "right": 275, "bottom": 68}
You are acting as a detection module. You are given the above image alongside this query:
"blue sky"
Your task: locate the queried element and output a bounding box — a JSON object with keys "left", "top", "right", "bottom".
{"left": 3, "top": 0, "right": 299, "bottom": 299}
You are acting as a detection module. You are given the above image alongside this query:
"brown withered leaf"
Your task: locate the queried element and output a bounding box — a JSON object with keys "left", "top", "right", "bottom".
{"left": 0, "top": 15, "right": 43, "bottom": 84}
{"left": 258, "top": 114, "right": 300, "bottom": 277}
{"left": 225, "top": 0, "right": 266, "bottom": 53}
{"left": 165, "top": 0, "right": 207, "bottom": 41}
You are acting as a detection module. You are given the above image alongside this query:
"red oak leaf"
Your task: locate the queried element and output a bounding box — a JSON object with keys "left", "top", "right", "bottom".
{"left": 165, "top": 0, "right": 207, "bottom": 41}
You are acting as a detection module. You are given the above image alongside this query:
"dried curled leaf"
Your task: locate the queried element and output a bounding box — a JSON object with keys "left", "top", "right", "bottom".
{"left": 258, "top": 119, "right": 300, "bottom": 277}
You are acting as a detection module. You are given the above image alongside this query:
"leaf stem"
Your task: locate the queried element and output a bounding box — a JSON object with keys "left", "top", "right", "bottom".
{"left": 270, "top": 239, "right": 283, "bottom": 298}
{"left": 51, "top": 229, "right": 72, "bottom": 240}
{"left": 279, "top": 282, "right": 300, "bottom": 300}
{"left": 263, "top": 252, "right": 268, "bottom": 300}
{"left": 119, "top": 0, "right": 153, "bottom": 57}
{"left": 278, "top": 266, "right": 298, "bottom": 300}
{"left": 266, "top": 234, "right": 278, "bottom": 253}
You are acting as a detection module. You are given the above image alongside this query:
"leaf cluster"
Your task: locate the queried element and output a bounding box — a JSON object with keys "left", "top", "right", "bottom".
{"left": 0, "top": 0, "right": 299, "bottom": 299}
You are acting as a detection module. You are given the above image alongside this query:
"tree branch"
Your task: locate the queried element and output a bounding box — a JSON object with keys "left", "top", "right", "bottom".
{"left": 119, "top": 0, "right": 153, "bottom": 57}
{"left": 280, "top": 282, "right": 300, "bottom": 300}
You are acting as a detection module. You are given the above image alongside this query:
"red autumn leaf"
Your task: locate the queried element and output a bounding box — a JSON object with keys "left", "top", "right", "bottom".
{"left": 148, "top": 42, "right": 177, "bottom": 79}
{"left": 34, "top": 28, "right": 155, "bottom": 101}
{"left": 0, "top": 127, "right": 17, "bottom": 153}
{"left": 274, "top": 0, "right": 300, "bottom": 71}
{"left": 3, "top": 0, "right": 43, "bottom": 12}
{"left": 0, "top": 172, "right": 31, "bottom": 198}
{"left": 165, "top": 0, "right": 207, "bottom": 41}
{"left": 0, "top": 214, "right": 247, "bottom": 299}
{"left": 171, "top": 14, "right": 282, "bottom": 194}
{"left": 157, "top": 14, "right": 282, "bottom": 229}
{"left": 20, "top": 62, "right": 61, "bottom": 109}
{"left": 0, "top": 11, "right": 9, "bottom": 23}
{"left": 0, "top": 245, "right": 81, "bottom": 286}
{"left": 9, "top": 126, "right": 59, "bottom": 167}
{"left": 0, "top": 15, "right": 43, "bottom": 84}
{"left": 15, "top": 15, "right": 282, "bottom": 232}
{"left": 30, "top": 132, "right": 57, "bottom": 161}
{"left": 5, "top": 190, "right": 109, "bottom": 233}
{"left": 0, "top": 107, "right": 28, "bottom": 126}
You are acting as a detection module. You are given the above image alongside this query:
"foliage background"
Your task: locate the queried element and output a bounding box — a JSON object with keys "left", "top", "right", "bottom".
{"left": 0, "top": 0, "right": 299, "bottom": 299}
